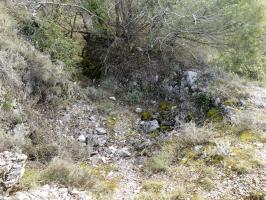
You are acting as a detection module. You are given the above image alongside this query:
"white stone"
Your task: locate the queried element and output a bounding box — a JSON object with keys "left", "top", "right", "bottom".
{"left": 109, "top": 96, "right": 116, "bottom": 101}
{"left": 95, "top": 127, "right": 107, "bottom": 135}
{"left": 135, "top": 108, "right": 143, "bottom": 113}
{"left": 185, "top": 71, "right": 198, "bottom": 85}
{"left": 109, "top": 146, "right": 118, "bottom": 154}
{"left": 78, "top": 135, "right": 86, "bottom": 143}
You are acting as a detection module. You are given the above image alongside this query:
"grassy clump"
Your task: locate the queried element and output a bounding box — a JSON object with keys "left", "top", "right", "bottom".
{"left": 146, "top": 123, "right": 214, "bottom": 172}
{"left": 137, "top": 185, "right": 188, "bottom": 200}
{"left": 224, "top": 147, "right": 261, "bottom": 174}
{"left": 23, "top": 143, "right": 58, "bottom": 163}
{"left": 1, "top": 91, "right": 13, "bottom": 111}
{"left": 0, "top": 131, "right": 26, "bottom": 152}
{"left": 21, "top": 166, "right": 41, "bottom": 189}
{"left": 142, "top": 180, "right": 164, "bottom": 193}
{"left": 146, "top": 152, "right": 171, "bottom": 173}
{"left": 36, "top": 159, "right": 118, "bottom": 196}
{"left": 240, "top": 130, "right": 266, "bottom": 143}
{"left": 159, "top": 102, "right": 172, "bottom": 111}
{"left": 141, "top": 111, "right": 152, "bottom": 121}
{"left": 207, "top": 108, "right": 223, "bottom": 122}
{"left": 245, "top": 190, "right": 265, "bottom": 200}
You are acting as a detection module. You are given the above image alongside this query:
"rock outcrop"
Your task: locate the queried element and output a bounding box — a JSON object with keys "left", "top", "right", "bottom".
{"left": 0, "top": 151, "right": 92, "bottom": 200}
{"left": 3, "top": 185, "right": 92, "bottom": 200}
{"left": 0, "top": 151, "right": 27, "bottom": 190}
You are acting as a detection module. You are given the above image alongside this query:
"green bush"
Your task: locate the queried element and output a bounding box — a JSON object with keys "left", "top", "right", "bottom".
{"left": 81, "top": 0, "right": 266, "bottom": 80}
{"left": 216, "top": 0, "right": 266, "bottom": 79}
{"left": 18, "top": 18, "right": 82, "bottom": 78}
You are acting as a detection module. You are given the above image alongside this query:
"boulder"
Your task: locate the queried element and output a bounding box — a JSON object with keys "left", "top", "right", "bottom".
{"left": 140, "top": 120, "right": 160, "bottom": 133}
{"left": 0, "top": 151, "right": 27, "bottom": 190}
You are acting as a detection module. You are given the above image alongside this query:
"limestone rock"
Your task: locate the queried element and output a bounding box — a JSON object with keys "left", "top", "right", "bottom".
{"left": 95, "top": 127, "right": 107, "bottom": 135}
{"left": 3, "top": 185, "right": 92, "bottom": 200}
{"left": 0, "top": 151, "right": 27, "bottom": 189}
{"left": 117, "top": 148, "right": 131, "bottom": 158}
{"left": 78, "top": 134, "right": 86, "bottom": 143}
{"left": 140, "top": 120, "right": 160, "bottom": 133}
{"left": 135, "top": 108, "right": 143, "bottom": 113}
{"left": 86, "top": 134, "right": 107, "bottom": 147}
{"left": 181, "top": 71, "right": 198, "bottom": 87}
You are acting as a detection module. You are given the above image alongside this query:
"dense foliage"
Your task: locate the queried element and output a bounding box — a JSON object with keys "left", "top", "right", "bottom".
{"left": 9, "top": 0, "right": 266, "bottom": 80}
{"left": 80, "top": 0, "right": 266, "bottom": 79}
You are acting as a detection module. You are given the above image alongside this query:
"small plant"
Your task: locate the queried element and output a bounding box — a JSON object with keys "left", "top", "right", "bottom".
{"left": 141, "top": 111, "right": 152, "bottom": 121}
{"left": 159, "top": 101, "right": 172, "bottom": 111}
{"left": 87, "top": 86, "right": 107, "bottom": 100}
{"left": 142, "top": 180, "right": 164, "bottom": 193}
{"left": 245, "top": 190, "right": 265, "bottom": 200}
{"left": 21, "top": 167, "right": 41, "bottom": 189}
{"left": 193, "top": 93, "right": 213, "bottom": 115}
{"left": 179, "top": 123, "right": 214, "bottom": 146}
{"left": 23, "top": 143, "right": 58, "bottom": 162}
{"left": 197, "top": 177, "right": 215, "bottom": 191}
{"left": 2, "top": 91, "right": 13, "bottom": 111}
{"left": 17, "top": 17, "right": 82, "bottom": 77}
{"left": 240, "top": 130, "right": 266, "bottom": 143}
{"left": 96, "top": 101, "right": 115, "bottom": 114}
{"left": 146, "top": 152, "right": 171, "bottom": 173}
{"left": 207, "top": 108, "right": 223, "bottom": 122}
{"left": 124, "top": 90, "right": 144, "bottom": 105}
{"left": 224, "top": 147, "right": 261, "bottom": 174}
{"left": 39, "top": 159, "right": 118, "bottom": 197}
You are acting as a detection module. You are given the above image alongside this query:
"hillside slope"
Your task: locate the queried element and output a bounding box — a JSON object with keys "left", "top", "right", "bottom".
{"left": 0, "top": 3, "right": 266, "bottom": 200}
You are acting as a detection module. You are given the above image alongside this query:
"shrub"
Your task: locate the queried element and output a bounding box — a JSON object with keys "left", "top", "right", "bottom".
{"left": 146, "top": 152, "right": 171, "bottom": 173}
{"left": 178, "top": 123, "right": 214, "bottom": 146}
{"left": 23, "top": 143, "right": 58, "bottom": 163}
{"left": 15, "top": 15, "right": 82, "bottom": 78}
{"left": 223, "top": 147, "right": 261, "bottom": 174}
{"left": 40, "top": 159, "right": 117, "bottom": 195}
{"left": 81, "top": 0, "right": 266, "bottom": 80}
{"left": 21, "top": 167, "right": 41, "bottom": 189}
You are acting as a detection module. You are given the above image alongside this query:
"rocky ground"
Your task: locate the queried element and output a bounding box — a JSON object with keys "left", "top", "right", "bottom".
{"left": 0, "top": 2, "right": 266, "bottom": 200}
